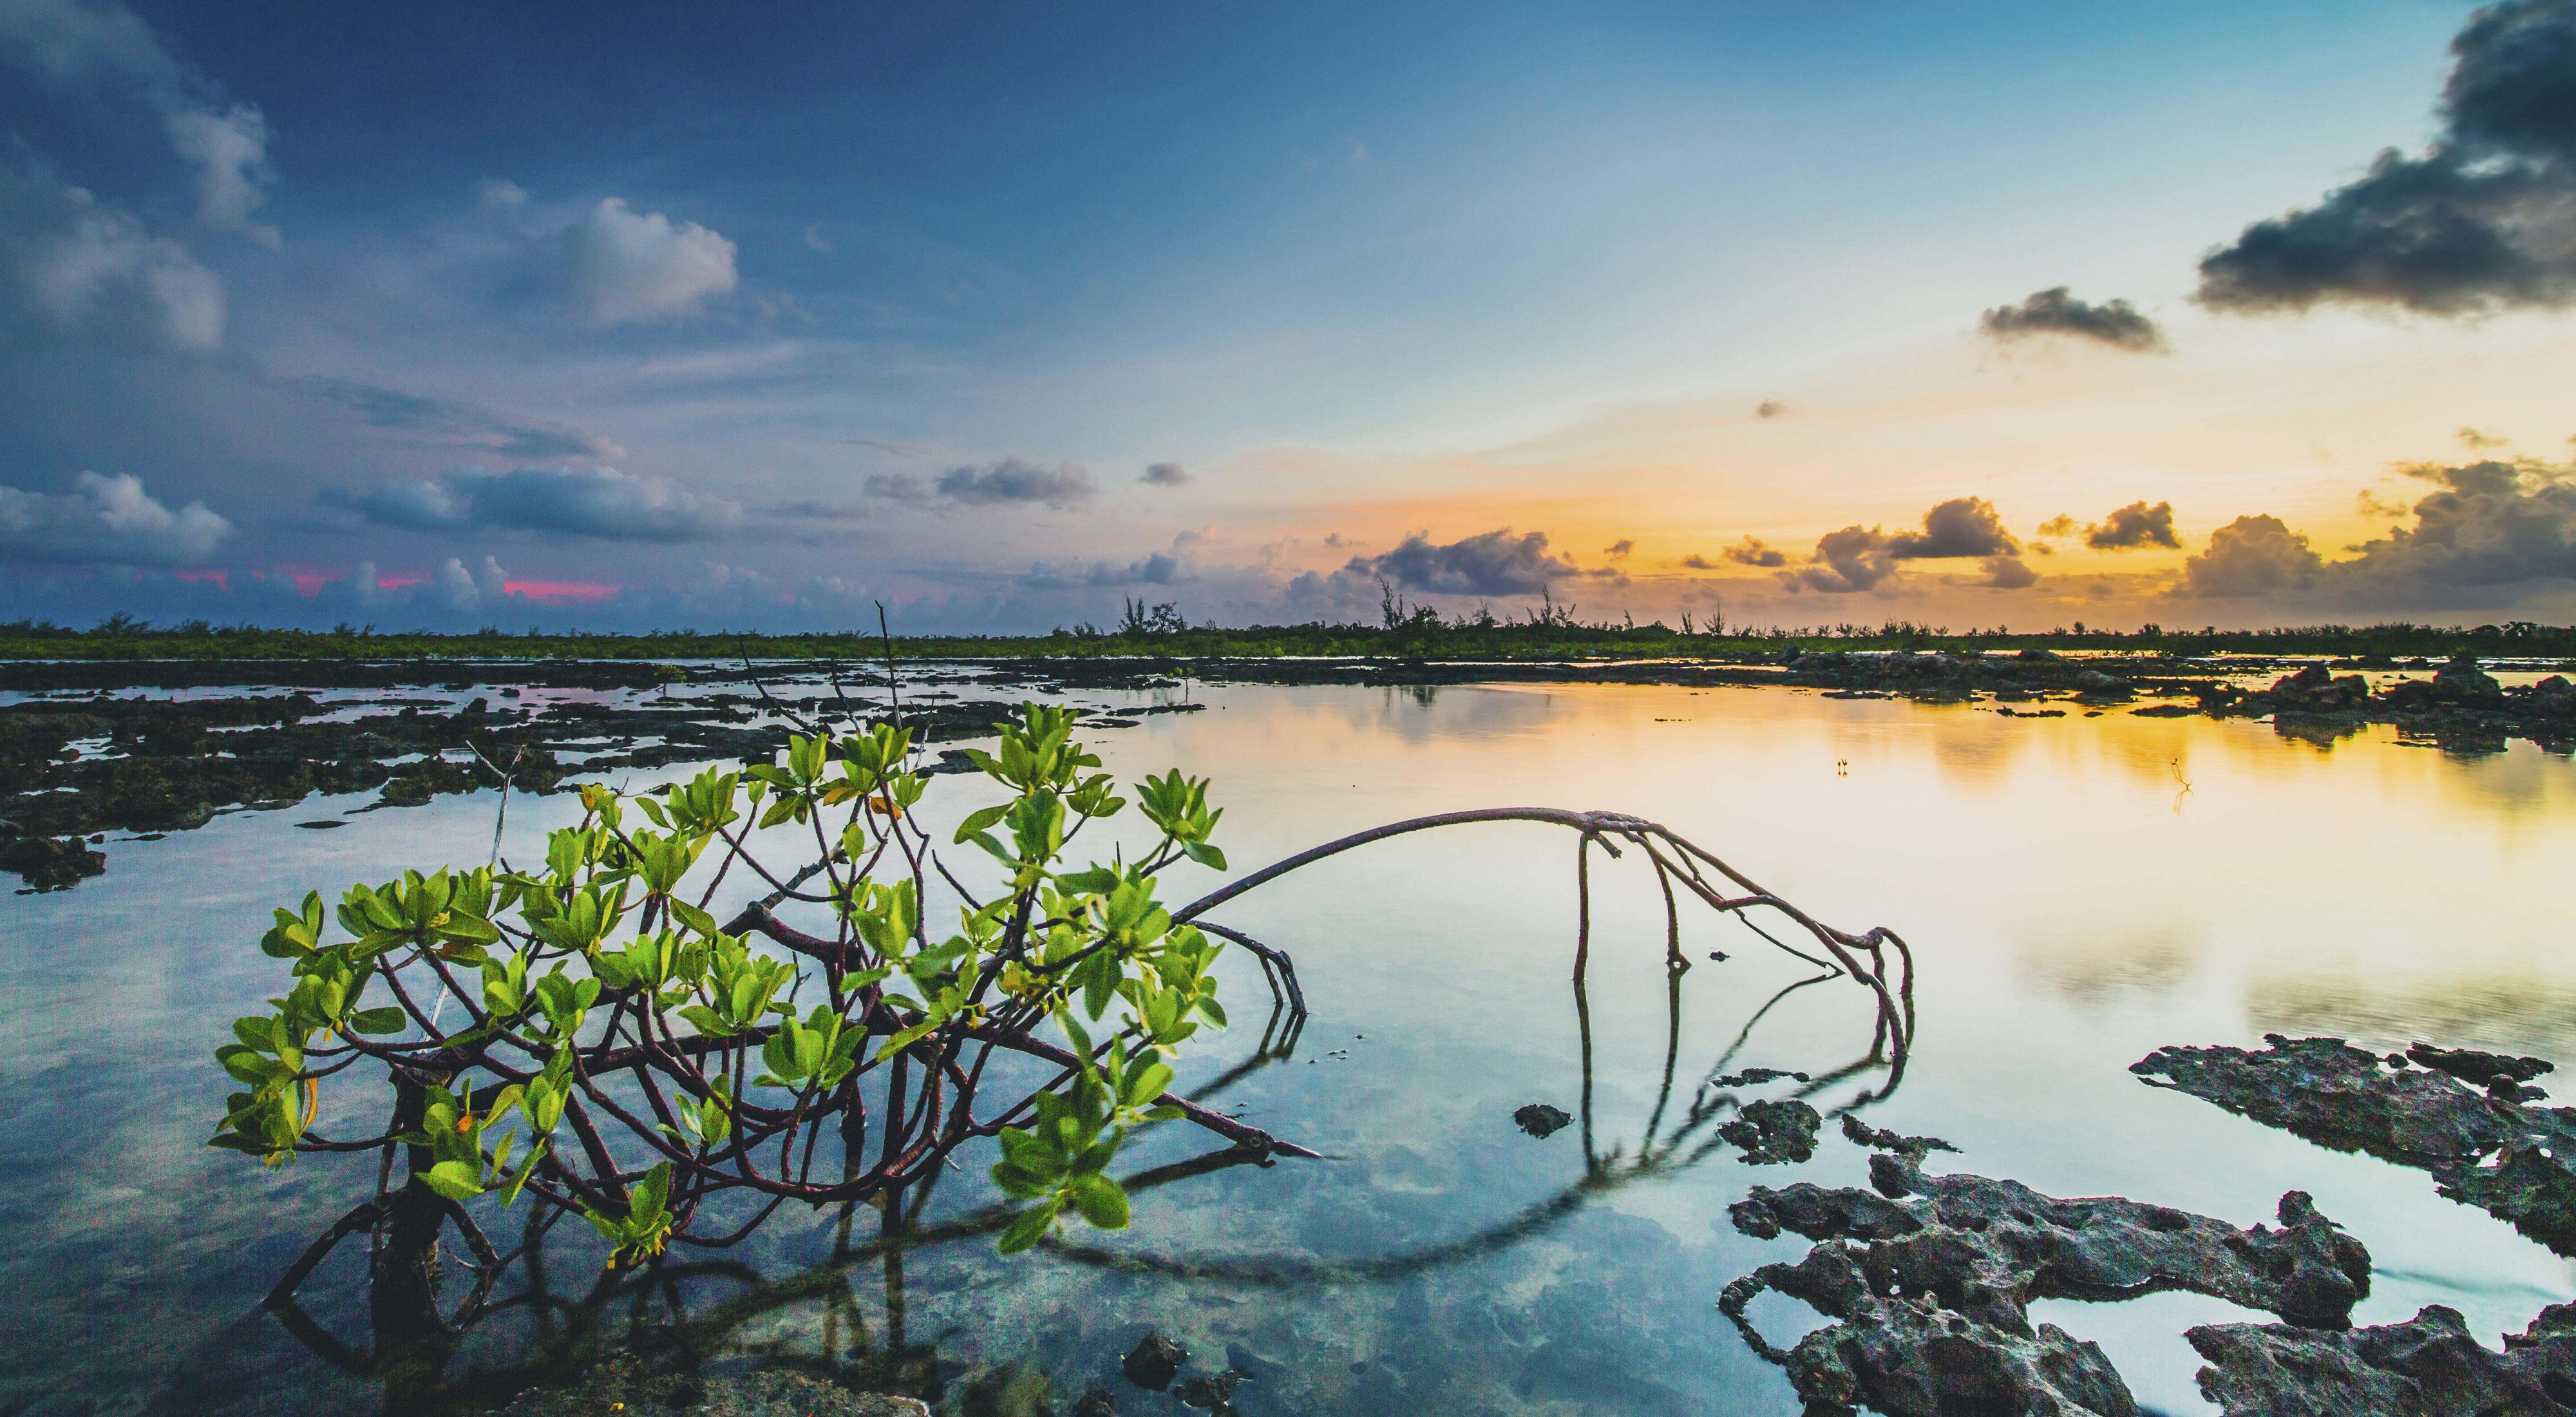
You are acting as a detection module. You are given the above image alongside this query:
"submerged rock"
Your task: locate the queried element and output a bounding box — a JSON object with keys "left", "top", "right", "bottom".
{"left": 1838, "top": 1112, "right": 1958, "bottom": 1160}
{"left": 1721, "top": 1153, "right": 2370, "bottom": 1417}
{"left": 1512, "top": 1103, "right": 1572, "bottom": 1138}
{"left": 0, "top": 831, "right": 104, "bottom": 892}
{"left": 2134, "top": 1035, "right": 2576, "bottom": 1255}
{"left": 489, "top": 1353, "right": 929, "bottom": 1416}
{"left": 1719, "top": 1098, "right": 1821, "bottom": 1165}
{"left": 2190, "top": 1302, "right": 2576, "bottom": 1417}
{"left": 1122, "top": 1331, "right": 1188, "bottom": 1391}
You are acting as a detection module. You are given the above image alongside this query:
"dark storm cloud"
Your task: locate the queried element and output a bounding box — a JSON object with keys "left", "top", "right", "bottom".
{"left": 1346, "top": 528, "right": 1624, "bottom": 596}
{"left": 2083, "top": 500, "right": 2183, "bottom": 550}
{"left": 323, "top": 466, "right": 741, "bottom": 542}
{"left": 2197, "top": 0, "right": 2576, "bottom": 315}
{"left": 1140, "top": 461, "right": 1190, "bottom": 486}
{"left": 1978, "top": 287, "right": 2168, "bottom": 352}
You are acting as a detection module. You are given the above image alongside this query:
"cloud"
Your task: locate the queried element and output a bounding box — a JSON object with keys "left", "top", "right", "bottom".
{"left": 561, "top": 198, "right": 738, "bottom": 324}
{"left": 2197, "top": 0, "right": 2576, "bottom": 315}
{"left": 0, "top": 162, "right": 223, "bottom": 350}
{"left": 325, "top": 466, "right": 742, "bottom": 542}
{"left": 1346, "top": 528, "right": 1624, "bottom": 596}
{"left": 1888, "top": 497, "right": 2020, "bottom": 560}
{"left": 934, "top": 458, "right": 1093, "bottom": 509}
{"left": 0, "top": 0, "right": 279, "bottom": 243}
{"left": 1680, "top": 553, "right": 1716, "bottom": 570}
{"left": 1981, "top": 555, "right": 2038, "bottom": 589}
{"left": 1603, "top": 538, "right": 1634, "bottom": 559}
{"left": 1791, "top": 497, "right": 2028, "bottom": 593}
{"left": 293, "top": 377, "right": 624, "bottom": 461}
{"left": 862, "top": 471, "right": 927, "bottom": 502}
{"left": 1723, "top": 535, "right": 1788, "bottom": 567}
{"left": 2179, "top": 460, "right": 2576, "bottom": 602}
{"left": 1795, "top": 524, "right": 1901, "bottom": 593}
{"left": 2038, "top": 514, "right": 2079, "bottom": 537}
{"left": 164, "top": 102, "right": 276, "bottom": 245}
{"left": 1140, "top": 461, "right": 1190, "bottom": 486}
{"left": 2082, "top": 500, "right": 2183, "bottom": 550}
{"left": 1018, "top": 551, "right": 1180, "bottom": 590}
{"left": 0, "top": 470, "right": 229, "bottom": 564}
{"left": 1979, "top": 287, "right": 2168, "bottom": 352}
{"left": 2336, "top": 457, "right": 2576, "bottom": 586}
{"left": 2182, "top": 515, "right": 2325, "bottom": 596}
{"left": 1756, "top": 400, "right": 1786, "bottom": 419}
{"left": 478, "top": 178, "right": 527, "bottom": 209}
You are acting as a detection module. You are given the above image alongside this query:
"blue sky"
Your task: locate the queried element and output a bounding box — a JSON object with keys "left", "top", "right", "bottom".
{"left": 4, "top": 0, "right": 2573, "bottom": 631}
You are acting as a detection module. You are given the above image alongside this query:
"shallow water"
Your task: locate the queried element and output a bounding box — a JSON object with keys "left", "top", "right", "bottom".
{"left": 4, "top": 678, "right": 2573, "bottom": 1416}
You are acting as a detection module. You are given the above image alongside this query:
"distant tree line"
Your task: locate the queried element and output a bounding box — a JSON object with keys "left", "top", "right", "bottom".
{"left": 4, "top": 605, "right": 2573, "bottom": 664}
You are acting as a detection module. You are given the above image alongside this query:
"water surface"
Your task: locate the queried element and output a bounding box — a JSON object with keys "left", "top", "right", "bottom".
{"left": 3, "top": 678, "right": 2571, "bottom": 1416}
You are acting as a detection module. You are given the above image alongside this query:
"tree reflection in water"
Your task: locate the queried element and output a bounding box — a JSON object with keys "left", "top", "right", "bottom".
{"left": 256, "top": 935, "right": 1909, "bottom": 1414}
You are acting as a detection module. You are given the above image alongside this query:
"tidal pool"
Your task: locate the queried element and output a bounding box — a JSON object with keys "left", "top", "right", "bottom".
{"left": 3, "top": 678, "right": 2571, "bottom": 1416}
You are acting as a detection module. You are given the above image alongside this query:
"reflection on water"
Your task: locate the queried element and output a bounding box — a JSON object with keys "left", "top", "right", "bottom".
{"left": 3, "top": 680, "right": 2574, "bottom": 1416}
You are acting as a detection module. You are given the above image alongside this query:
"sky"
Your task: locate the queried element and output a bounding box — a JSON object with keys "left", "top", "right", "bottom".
{"left": 1, "top": 0, "right": 2573, "bottom": 634}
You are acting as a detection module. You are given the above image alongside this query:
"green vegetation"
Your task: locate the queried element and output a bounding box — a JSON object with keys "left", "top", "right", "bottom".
{"left": 221, "top": 703, "right": 1274, "bottom": 1329}
{"left": 14, "top": 603, "right": 2576, "bottom": 664}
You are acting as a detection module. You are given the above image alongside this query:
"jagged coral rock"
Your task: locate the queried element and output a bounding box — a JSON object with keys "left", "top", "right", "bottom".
{"left": 1721, "top": 1154, "right": 2369, "bottom": 1417}
{"left": 2190, "top": 1302, "right": 2576, "bottom": 1417}
{"left": 2135, "top": 1035, "right": 2576, "bottom": 1256}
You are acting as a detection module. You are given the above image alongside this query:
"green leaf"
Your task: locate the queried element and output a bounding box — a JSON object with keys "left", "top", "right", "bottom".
{"left": 997, "top": 1201, "right": 1058, "bottom": 1255}
{"left": 348, "top": 1006, "right": 407, "bottom": 1035}
{"left": 424, "top": 1159, "right": 485, "bottom": 1201}
{"left": 1070, "top": 1173, "right": 1130, "bottom": 1230}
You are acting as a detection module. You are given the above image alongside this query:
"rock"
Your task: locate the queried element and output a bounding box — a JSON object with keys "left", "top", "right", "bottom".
{"left": 2190, "top": 1302, "right": 2576, "bottom": 1416}
{"left": 1719, "top": 1098, "right": 1821, "bottom": 1165}
{"left": 2436, "top": 661, "right": 2504, "bottom": 702}
{"left": 1721, "top": 1154, "right": 2373, "bottom": 1417}
{"left": 2134, "top": 1035, "right": 2576, "bottom": 1255}
{"left": 1713, "top": 1067, "right": 1808, "bottom": 1087}
{"left": 489, "top": 1354, "right": 931, "bottom": 1416}
{"left": 0, "top": 832, "right": 106, "bottom": 891}
{"left": 1122, "top": 1331, "right": 1188, "bottom": 1391}
{"left": 1839, "top": 1112, "right": 1958, "bottom": 1160}
{"left": 1513, "top": 1103, "right": 1572, "bottom": 1138}
{"left": 1175, "top": 1371, "right": 1244, "bottom": 1411}
{"left": 2407, "top": 1041, "right": 2554, "bottom": 1094}
{"left": 1073, "top": 1387, "right": 1118, "bottom": 1417}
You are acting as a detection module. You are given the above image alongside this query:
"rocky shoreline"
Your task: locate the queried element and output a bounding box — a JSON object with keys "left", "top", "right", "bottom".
{"left": 1723, "top": 1034, "right": 2576, "bottom": 1416}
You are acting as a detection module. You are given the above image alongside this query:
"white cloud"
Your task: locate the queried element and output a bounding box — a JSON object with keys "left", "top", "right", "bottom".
{"left": 561, "top": 198, "right": 737, "bottom": 324}
{"left": 1, "top": 162, "right": 223, "bottom": 350}
{"left": 0, "top": 470, "right": 231, "bottom": 564}
{"left": 0, "top": 0, "right": 280, "bottom": 244}
{"left": 325, "top": 465, "right": 743, "bottom": 542}
{"left": 434, "top": 554, "right": 510, "bottom": 611}
{"left": 478, "top": 177, "right": 527, "bottom": 209}
{"left": 165, "top": 102, "right": 278, "bottom": 245}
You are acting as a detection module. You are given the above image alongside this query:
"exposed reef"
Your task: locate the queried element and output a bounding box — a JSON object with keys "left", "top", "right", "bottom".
{"left": 0, "top": 681, "right": 1081, "bottom": 891}
{"left": 2190, "top": 1302, "right": 2576, "bottom": 1417}
{"left": 2135, "top": 1034, "right": 2576, "bottom": 1256}
{"left": 1721, "top": 1149, "right": 2370, "bottom": 1416}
